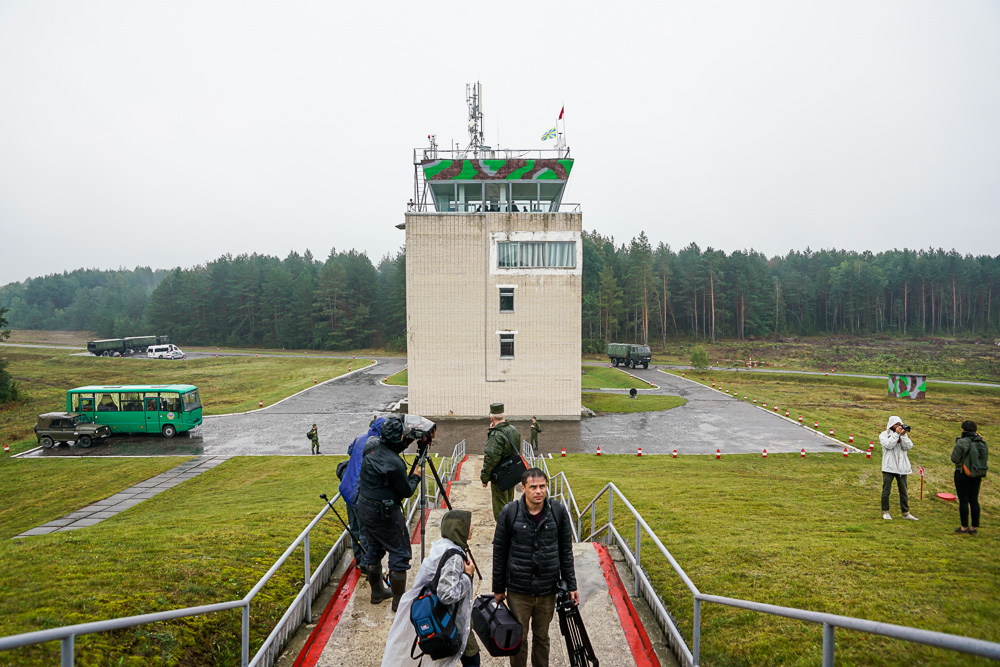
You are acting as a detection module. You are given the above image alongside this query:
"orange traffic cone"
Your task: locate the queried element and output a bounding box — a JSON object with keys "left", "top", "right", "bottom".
{"left": 259, "top": 400, "right": 263, "bottom": 408}
{"left": 716, "top": 448, "right": 721, "bottom": 459}
{"left": 866, "top": 449, "right": 872, "bottom": 459}
{"left": 829, "top": 428, "right": 835, "bottom": 437}
{"left": 800, "top": 448, "right": 806, "bottom": 458}
{"left": 843, "top": 447, "right": 849, "bottom": 457}
{"left": 762, "top": 448, "right": 768, "bottom": 458}
{"left": 637, "top": 447, "right": 643, "bottom": 457}
{"left": 596, "top": 446, "right": 602, "bottom": 456}
{"left": 3, "top": 443, "right": 8, "bottom": 453}
{"left": 849, "top": 434, "right": 854, "bottom": 444}
{"left": 672, "top": 449, "right": 677, "bottom": 458}
{"left": 561, "top": 448, "right": 566, "bottom": 457}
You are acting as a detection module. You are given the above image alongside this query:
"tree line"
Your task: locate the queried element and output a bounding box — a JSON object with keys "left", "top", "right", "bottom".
{"left": 1, "top": 238, "right": 998, "bottom": 353}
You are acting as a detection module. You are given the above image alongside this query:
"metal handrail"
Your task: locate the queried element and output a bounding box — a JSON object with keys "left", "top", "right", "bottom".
{"left": 577, "top": 482, "right": 1000, "bottom": 666}
{"left": 0, "top": 493, "right": 351, "bottom": 667}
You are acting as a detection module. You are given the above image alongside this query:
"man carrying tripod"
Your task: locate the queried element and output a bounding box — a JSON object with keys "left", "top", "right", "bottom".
{"left": 481, "top": 402, "right": 521, "bottom": 521}
{"left": 356, "top": 415, "right": 421, "bottom": 610}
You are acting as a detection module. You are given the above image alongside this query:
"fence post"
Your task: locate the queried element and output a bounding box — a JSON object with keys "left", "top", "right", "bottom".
{"left": 61, "top": 635, "right": 73, "bottom": 667}
{"left": 590, "top": 502, "right": 595, "bottom": 540}
{"left": 607, "top": 493, "right": 614, "bottom": 547}
{"left": 304, "top": 532, "right": 312, "bottom": 622}
{"left": 634, "top": 517, "right": 641, "bottom": 598}
{"left": 823, "top": 623, "right": 835, "bottom": 667}
{"left": 242, "top": 604, "right": 250, "bottom": 666}
{"left": 693, "top": 598, "right": 701, "bottom": 666}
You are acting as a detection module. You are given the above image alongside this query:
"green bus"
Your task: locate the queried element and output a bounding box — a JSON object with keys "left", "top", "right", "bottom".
{"left": 66, "top": 384, "right": 203, "bottom": 438}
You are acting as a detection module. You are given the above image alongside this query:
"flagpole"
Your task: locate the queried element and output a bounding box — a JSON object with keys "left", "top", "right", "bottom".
{"left": 560, "top": 101, "right": 567, "bottom": 155}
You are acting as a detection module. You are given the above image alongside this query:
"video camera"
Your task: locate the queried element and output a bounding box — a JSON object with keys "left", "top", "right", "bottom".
{"left": 403, "top": 414, "right": 437, "bottom": 449}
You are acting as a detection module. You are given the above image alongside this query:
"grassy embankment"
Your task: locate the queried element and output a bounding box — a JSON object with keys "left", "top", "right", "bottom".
{"left": 669, "top": 369, "right": 999, "bottom": 511}
{"left": 0, "top": 347, "right": 360, "bottom": 453}
{"left": 549, "top": 454, "right": 998, "bottom": 667}
{"left": 0, "top": 456, "right": 350, "bottom": 666}
{"left": 586, "top": 336, "right": 1000, "bottom": 383}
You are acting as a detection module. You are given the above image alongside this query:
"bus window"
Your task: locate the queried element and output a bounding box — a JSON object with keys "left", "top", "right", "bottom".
{"left": 161, "top": 394, "right": 182, "bottom": 413}
{"left": 121, "top": 393, "right": 143, "bottom": 412}
{"left": 182, "top": 390, "right": 201, "bottom": 411}
{"left": 74, "top": 394, "right": 94, "bottom": 412}
{"left": 144, "top": 396, "right": 160, "bottom": 412}
{"left": 97, "top": 393, "right": 120, "bottom": 412}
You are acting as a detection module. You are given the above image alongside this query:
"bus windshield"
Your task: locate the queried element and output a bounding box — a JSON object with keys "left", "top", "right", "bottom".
{"left": 182, "top": 390, "right": 201, "bottom": 411}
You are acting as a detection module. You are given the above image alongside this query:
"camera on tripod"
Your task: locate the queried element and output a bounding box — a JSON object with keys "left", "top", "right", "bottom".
{"left": 403, "top": 414, "right": 437, "bottom": 450}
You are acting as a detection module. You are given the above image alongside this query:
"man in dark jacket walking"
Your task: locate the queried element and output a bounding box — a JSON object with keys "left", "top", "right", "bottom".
{"left": 356, "top": 415, "right": 421, "bottom": 610}
{"left": 481, "top": 402, "right": 521, "bottom": 521}
{"left": 492, "top": 467, "right": 578, "bottom": 667}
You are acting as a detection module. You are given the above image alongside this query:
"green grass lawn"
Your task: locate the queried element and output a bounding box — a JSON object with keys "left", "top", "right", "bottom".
{"left": 0, "top": 456, "right": 352, "bottom": 666}
{"left": 384, "top": 369, "right": 407, "bottom": 386}
{"left": 666, "top": 369, "right": 1000, "bottom": 518}
{"left": 550, "top": 455, "right": 999, "bottom": 667}
{"left": 582, "top": 392, "right": 686, "bottom": 414}
{"left": 0, "top": 347, "right": 359, "bottom": 452}
{"left": 581, "top": 365, "right": 651, "bottom": 390}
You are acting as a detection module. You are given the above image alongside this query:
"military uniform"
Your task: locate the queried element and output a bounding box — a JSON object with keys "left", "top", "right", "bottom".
{"left": 530, "top": 418, "right": 541, "bottom": 451}
{"left": 308, "top": 425, "right": 320, "bottom": 455}
{"left": 481, "top": 403, "right": 521, "bottom": 521}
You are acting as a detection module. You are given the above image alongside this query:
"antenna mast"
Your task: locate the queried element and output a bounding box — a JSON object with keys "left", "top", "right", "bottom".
{"left": 465, "top": 82, "right": 486, "bottom": 156}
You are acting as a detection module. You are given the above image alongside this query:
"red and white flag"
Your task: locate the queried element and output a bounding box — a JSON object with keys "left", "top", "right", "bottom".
{"left": 558, "top": 106, "right": 564, "bottom": 120}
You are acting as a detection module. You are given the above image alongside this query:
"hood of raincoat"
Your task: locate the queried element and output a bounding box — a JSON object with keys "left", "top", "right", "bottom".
{"left": 380, "top": 416, "right": 406, "bottom": 453}
{"left": 440, "top": 510, "right": 471, "bottom": 551}
{"left": 886, "top": 416, "right": 902, "bottom": 432}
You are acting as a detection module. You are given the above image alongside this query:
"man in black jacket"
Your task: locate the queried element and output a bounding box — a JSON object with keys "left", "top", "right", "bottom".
{"left": 356, "top": 415, "right": 421, "bottom": 610}
{"left": 492, "top": 467, "right": 578, "bottom": 667}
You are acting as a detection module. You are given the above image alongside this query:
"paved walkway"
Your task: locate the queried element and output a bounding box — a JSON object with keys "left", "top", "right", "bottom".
{"left": 13, "top": 456, "right": 229, "bottom": 538}
{"left": 293, "top": 456, "right": 674, "bottom": 667}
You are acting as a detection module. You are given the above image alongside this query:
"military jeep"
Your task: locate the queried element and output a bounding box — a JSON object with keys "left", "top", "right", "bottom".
{"left": 33, "top": 412, "right": 112, "bottom": 449}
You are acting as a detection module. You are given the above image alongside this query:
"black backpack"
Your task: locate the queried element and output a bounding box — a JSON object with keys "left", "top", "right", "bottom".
{"left": 410, "top": 548, "right": 466, "bottom": 661}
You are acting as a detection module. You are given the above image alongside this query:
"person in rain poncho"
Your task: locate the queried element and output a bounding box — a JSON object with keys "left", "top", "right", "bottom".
{"left": 382, "top": 510, "right": 481, "bottom": 667}
{"left": 879, "top": 415, "right": 918, "bottom": 521}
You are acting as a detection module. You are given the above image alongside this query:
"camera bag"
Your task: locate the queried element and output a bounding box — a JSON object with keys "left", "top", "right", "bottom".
{"left": 410, "top": 548, "right": 466, "bottom": 661}
{"left": 472, "top": 595, "right": 523, "bottom": 657}
{"left": 491, "top": 454, "right": 528, "bottom": 491}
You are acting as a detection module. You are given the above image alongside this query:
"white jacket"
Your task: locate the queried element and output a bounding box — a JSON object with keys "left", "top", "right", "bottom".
{"left": 381, "top": 537, "right": 473, "bottom": 667}
{"left": 879, "top": 415, "right": 914, "bottom": 475}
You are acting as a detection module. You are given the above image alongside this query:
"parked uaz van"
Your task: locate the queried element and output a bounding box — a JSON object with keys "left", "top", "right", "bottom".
{"left": 148, "top": 344, "right": 185, "bottom": 359}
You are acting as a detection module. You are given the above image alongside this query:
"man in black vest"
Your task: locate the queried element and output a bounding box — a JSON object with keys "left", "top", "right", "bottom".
{"left": 492, "top": 468, "right": 578, "bottom": 667}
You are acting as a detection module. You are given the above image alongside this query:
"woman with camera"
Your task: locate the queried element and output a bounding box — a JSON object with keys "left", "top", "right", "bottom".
{"left": 879, "top": 416, "right": 918, "bottom": 521}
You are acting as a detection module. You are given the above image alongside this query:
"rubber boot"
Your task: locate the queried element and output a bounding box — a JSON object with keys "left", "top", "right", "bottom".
{"left": 460, "top": 652, "right": 481, "bottom": 666}
{"left": 367, "top": 565, "right": 392, "bottom": 605}
{"left": 389, "top": 570, "right": 408, "bottom": 612}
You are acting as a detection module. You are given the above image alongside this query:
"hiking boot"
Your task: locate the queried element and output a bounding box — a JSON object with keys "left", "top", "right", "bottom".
{"left": 389, "top": 570, "right": 408, "bottom": 612}
{"left": 882, "top": 513, "right": 892, "bottom": 520}
{"left": 367, "top": 565, "right": 392, "bottom": 605}
{"left": 903, "top": 513, "right": 918, "bottom": 521}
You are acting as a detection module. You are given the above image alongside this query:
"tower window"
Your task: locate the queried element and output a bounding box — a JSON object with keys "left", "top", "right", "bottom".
{"left": 499, "top": 333, "right": 515, "bottom": 358}
{"left": 499, "top": 287, "right": 514, "bottom": 312}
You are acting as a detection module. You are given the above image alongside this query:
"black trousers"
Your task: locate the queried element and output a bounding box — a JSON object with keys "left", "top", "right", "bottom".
{"left": 356, "top": 499, "right": 412, "bottom": 572}
{"left": 881, "top": 472, "right": 909, "bottom": 514}
{"left": 954, "top": 470, "right": 983, "bottom": 528}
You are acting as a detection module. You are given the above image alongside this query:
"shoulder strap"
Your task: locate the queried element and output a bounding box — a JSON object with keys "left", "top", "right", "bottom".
{"left": 430, "top": 548, "right": 466, "bottom": 590}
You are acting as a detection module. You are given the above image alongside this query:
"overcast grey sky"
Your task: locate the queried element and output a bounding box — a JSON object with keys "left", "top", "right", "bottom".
{"left": 2, "top": 1, "right": 998, "bottom": 286}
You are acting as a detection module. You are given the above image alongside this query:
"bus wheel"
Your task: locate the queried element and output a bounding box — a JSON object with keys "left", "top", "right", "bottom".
{"left": 77, "top": 436, "right": 92, "bottom": 448}
{"left": 162, "top": 424, "right": 177, "bottom": 438}
{"left": 40, "top": 436, "right": 54, "bottom": 448}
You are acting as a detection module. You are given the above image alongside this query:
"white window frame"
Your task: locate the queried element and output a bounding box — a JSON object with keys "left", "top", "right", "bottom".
{"left": 490, "top": 230, "right": 582, "bottom": 276}
{"left": 497, "top": 331, "right": 517, "bottom": 359}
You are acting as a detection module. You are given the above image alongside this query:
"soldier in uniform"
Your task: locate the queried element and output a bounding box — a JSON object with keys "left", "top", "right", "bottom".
{"left": 530, "top": 416, "right": 542, "bottom": 452}
{"left": 308, "top": 423, "right": 320, "bottom": 455}
{"left": 356, "top": 415, "right": 422, "bottom": 610}
{"left": 481, "top": 402, "right": 521, "bottom": 521}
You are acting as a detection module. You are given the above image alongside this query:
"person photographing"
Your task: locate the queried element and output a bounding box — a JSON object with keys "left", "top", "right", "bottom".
{"left": 879, "top": 415, "right": 918, "bottom": 521}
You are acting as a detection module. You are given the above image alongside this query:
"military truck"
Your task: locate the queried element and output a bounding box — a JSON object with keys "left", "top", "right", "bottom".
{"left": 607, "top": 343, "right": 651, "bottom": 369}
{"left": 87, "top": 335, "right": 170, "bottom": 356}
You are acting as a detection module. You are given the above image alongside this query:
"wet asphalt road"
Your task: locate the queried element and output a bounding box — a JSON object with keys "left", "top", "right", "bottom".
{"left": 22, "top": 360, "right": 849, "bottom": 458}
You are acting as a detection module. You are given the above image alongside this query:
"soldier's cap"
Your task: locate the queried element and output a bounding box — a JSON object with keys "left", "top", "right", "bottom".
{"left": 489, "top": 403, "right": 504, "bottom": 415}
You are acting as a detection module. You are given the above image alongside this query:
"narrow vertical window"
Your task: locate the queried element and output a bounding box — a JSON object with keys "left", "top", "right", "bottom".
{"left": 499, "top": 333, "right": 515, "bottom": 358}
{"left": 499, "top": 287, "right": 514, "bottom": 312}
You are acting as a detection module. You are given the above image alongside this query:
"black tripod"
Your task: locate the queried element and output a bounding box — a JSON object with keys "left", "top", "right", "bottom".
{"left": 408, "top": 444, "right": 482, "bottom": 580}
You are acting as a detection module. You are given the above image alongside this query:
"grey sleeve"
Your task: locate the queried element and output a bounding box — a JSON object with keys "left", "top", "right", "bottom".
{"left": 436, "top": 554, "right": 472, "bottom": 606}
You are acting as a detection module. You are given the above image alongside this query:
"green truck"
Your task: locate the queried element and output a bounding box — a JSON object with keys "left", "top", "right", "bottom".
{"left": 86, "top": 335, "right": 170, "bottom": 357}
{"left": 607, "top": 343, "right": 651, "bottom": 369}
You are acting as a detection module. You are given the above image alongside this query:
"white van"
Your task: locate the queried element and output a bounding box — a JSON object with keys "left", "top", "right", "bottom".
{"left": 148, "top": 344, "right": 185, "bottom": 360}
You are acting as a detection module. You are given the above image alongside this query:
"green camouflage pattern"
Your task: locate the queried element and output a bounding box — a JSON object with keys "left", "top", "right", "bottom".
{"left": 888, "top": 374, "right": 926, "bottom": 399}
{"left": 422, "top": 159, "right": 573, "bottom": 181}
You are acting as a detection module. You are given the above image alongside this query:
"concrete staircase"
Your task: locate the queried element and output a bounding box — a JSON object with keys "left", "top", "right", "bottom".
{"left": 285, "top": 456, "right": 674, "bottom": 667}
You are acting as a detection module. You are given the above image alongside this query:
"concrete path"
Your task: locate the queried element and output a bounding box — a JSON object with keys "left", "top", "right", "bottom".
{"left": 12, "top": 456, "right": 229, "bottom": 538}
{"left": 300, "top": 456, "right": 673, "bottom": 667}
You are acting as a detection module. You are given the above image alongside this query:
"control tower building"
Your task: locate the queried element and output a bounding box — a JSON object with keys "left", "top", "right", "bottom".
{"left": 403, "top": 84, "right": 582, "bottom": 420}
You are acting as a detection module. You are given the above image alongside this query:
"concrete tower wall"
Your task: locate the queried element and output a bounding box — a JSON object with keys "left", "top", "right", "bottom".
{"left": 405, "top": 211, "right": 582, "bottom": 419}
